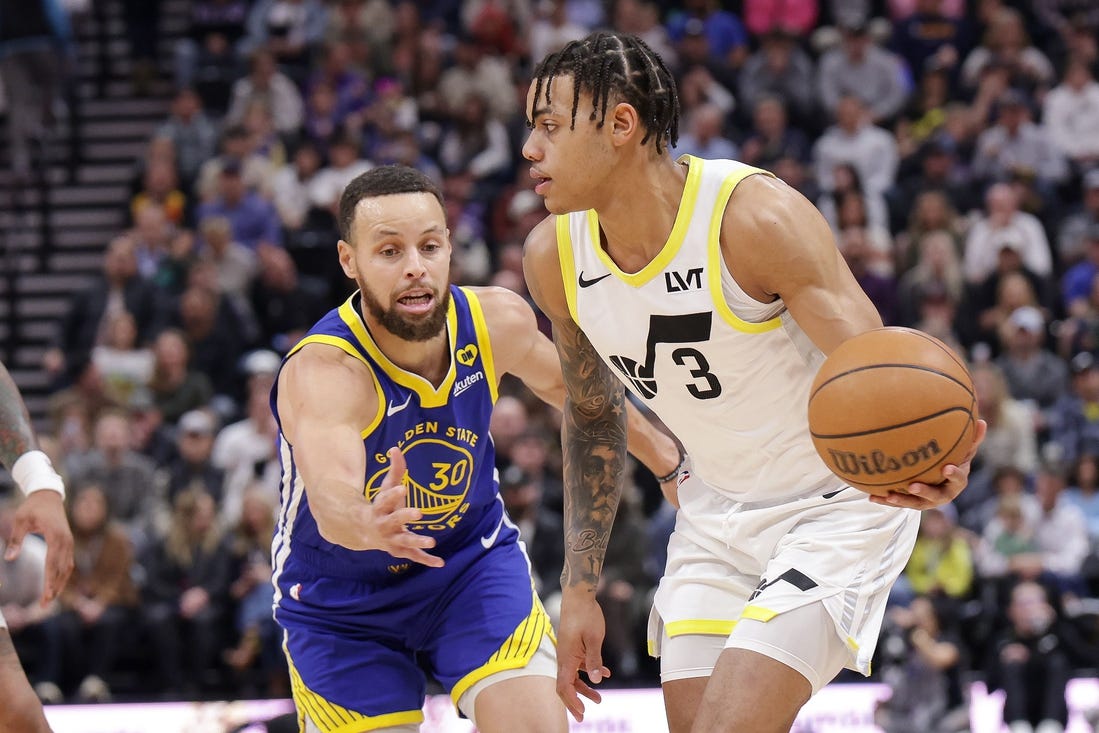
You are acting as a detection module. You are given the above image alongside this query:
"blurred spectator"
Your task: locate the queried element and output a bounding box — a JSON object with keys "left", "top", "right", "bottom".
{"left": 306, "top": 40, "right": 370, "bottom": 127}
{"left": 739, "top": 95, "right": 811, "bottom": 170}
{"left": 666, "top": 0, "right": 749, "bottom": 70}
{"left": 995, "top": 306, "right": 1068, "bottom": 415}
{"left": 69, "top": 409, "right": 162, "bottom": 552}
{"left": 91, "top": 310, "right": 155, "bottom": 407}
{"left": 813, "top": 94, "right": 899, "bottom": 198}
{"left": 817, "top": 16, "right": 909, "bottom": 124}
{"left": 196, "top": 160, "right": 282, "bottom": 250}
{"left": 895, "top": 189, "right": 967, "bottom": 272}
{"left": 46, "top": 359, "right": 120, "bottom": 461}
{"left": 174, "top": 0, "right": 250, "bottom": 110}
{"left": 270, "top": 141, "right": 324, "bottom": 232}
{"left": 673, "top": 29, "right": 737, "bottom": 117}
{"left": 239, "top": 0, "right": 328, "bottom": 82}
{"left": 838, "top": 226, "right": 897, "bottom": 323}
{"left": 162, "top": 409, "right": 224, "bottom": 504}
{"left": 528, "top": 0, "right": 587, "bottom": 65}
{"left": 904, "top": 506, "right": 975, "bottom": 604}
{"left": 888, "top": 140, "right": 974, "bottom": 241}
{"left": 44, "top": 483, "right": 137, "bottom": 703}
{"left": 1042, "top": 57, "right": 1099, "bottom": 171}
{"left": 226, "top": 48, "right": 305, "bottom": 136}
{"left": 200, "top": 216, "right": 259, "bottom": 303}
{"left": 155, "top": 90, "right": 220, "bottom": 190}
{"left": 889, "top": 0, "right": 968, "bottom": 86}
{"left": 875, "top": 596, "right": 964, "bottom": 733}
{"left": 818, "top": 162, "right": 891, "bottom": 242}
{"left": 673, "top": 102, "right": 739, "bottom": 161}
{"left": 960, "top": 7, "right": 1055, "bottom": 93}
{"left": 499, "top": 466, "right": 564, "bottom": 608}
{"left": 1064, "top": 452, "right": 1099, "bottom": 540}
{"left": 1048, "top": 351, "right": 1099, "bottom": 467}
{"left": 325, "top": 0, "right": 395, "bottom": 68}
{"left": 239, "top": 100, "right": 288, "bottom": 171}
{"left": 43, "top": 235, "right": 165, "bottom": 384}
{"left": 974, "top": 493, "right": 1041, "bottom": 582}
{"left": 1061, "top": 226, "right": 1099, "bottom": 319}
{"left": 437, "top": 92, "right": 512, "bottom": 191}
{"left": 596, "top": 483, "right": 651, "bottom": 680}
{"left": 211, "top": 386, "right": 279, "bottom": 528}
{"left": 896, "top": 230, "right": 965, "bottom": 326}
{"left": 0, "top": 0, "right": 72, "bottom": 179}
{"left": 195, "top": 126, "right": 276, "bottom": 203}
{"left": 986, "top": 581, "right": 1073, "bottom": 733}
{"left": 250, "top": 245, "right": 327, "bottom": 355}
{"left": 120, "top": 0, "right": 161, "bottom": 95}
{"left": 223, "top": 487, "right": 280, "bottom": 690}
{"left": 140, "top": 490, "right": 232, "bottom": 697}
{"left": 1057, "top": 172, "right": 1099, "bottom": 268}
{"left": 176, "top": 286, "right": 248, "bottom": 402}
{"left": 972, "top": 90, "right": 1068, "bottom": 192}
{"left": 306, "top": 135, "right": 373, "bottom": 215}
{"left": 131, "top": 158, "right": 187, "bottom": 227}
{"left": 736, "top": 28, "right": 816, "bottom": 125}
{"left": 972, "top": 361, "right": 1040, "bottom": 475}
{"left": 609, "top": 0, "right": 677, "bottom": 67}
{"left": 1031, "top": 463, "right": 1090, "bottom": 594}
{"left": 129, "top": 203, "right": 176, "bottom": 281}
{"left": 438, "top": 33, "right": 519, "bottom": 122}
{"left": 963, "top": 183, "right": 1052, "bottom": 283}
{"left": 148, "top": 329, "right": 215, "bottom": 424}
{"left": 743, "top": 0, "right": 819, "bottom": 39}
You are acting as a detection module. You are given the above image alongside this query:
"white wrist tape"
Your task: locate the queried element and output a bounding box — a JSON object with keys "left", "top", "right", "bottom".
{"left": 11, "top": 450, "right": 65, "bottom": 497}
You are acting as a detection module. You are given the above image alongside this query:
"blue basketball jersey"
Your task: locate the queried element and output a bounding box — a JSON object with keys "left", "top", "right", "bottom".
{"left": 269, "top": 285, "right": 503, "bottom": 587}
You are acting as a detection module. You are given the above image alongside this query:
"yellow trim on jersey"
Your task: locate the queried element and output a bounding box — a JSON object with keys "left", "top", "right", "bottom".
{"left": 285, "top": 643, "right": 423, "bottom": 732}
{"left": 846, "top": 636, "right": 860, "bottom": 652}
{"left": 555, "top": 215, "right": 580, "bottom": 324}
{"left": 740, "top": 605, "right": 779, "bottom": 623}
{"left": 587, "top": 154, "right": 703, "bottom": 287}
{"left": 707, "top": 167, "right": 784, "bottom": 334}
{"left": 450, "top": 591, "right": 555, "bottom": 705}
{"left": 337, "top": 293, "right": 459, "bottom": 408}
{"left": 285, "top": 334, "right": 386, "bottom": 440}
{"left": 461, "top": 287, "right": 498, "bottom": 403}
{"left": 664, "top": 619, "right": 737, "bottom": 638}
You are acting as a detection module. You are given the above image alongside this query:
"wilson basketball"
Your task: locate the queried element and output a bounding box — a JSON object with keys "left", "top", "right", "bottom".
{"left": 808, "top": 327, "right": 978, "bottom": 496}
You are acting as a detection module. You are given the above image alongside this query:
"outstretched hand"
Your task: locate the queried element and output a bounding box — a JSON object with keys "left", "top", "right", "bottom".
{"left": 6, "top": 491, "right": 73, "bottom": 606}
{"left": 365, "top": 447, "right": 444, "bottom": 568}
{"left": 556, "top": 590, "right": 612, "bottom": 722}
{"left": 870, "top": 419, "right": 988, "bottom": 510}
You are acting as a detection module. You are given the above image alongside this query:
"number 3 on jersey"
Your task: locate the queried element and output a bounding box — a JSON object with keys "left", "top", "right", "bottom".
{"left": 608, "top": 312, "right": 722, "bottom": 400}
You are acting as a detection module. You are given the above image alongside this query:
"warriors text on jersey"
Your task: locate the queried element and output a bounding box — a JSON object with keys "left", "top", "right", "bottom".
{"left": 556, "top": 155, "right": 843, "bottom": 503}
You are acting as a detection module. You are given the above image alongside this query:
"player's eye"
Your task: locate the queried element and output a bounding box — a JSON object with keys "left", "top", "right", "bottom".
{"left": 542, "top": 122, "right": 557, "bottom": 133}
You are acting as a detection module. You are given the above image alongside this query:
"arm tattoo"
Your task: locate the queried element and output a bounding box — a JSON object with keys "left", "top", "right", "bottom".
{"left": 0, "top": 362, "right": 36, "bottom": 470}
{"left": 556, "top": 321, "right": 627, "bottom": 591}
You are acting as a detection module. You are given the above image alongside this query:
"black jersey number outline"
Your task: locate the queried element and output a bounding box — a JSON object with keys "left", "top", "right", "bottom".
{"left": 608, "top": 312, "right": 722, "bottom": 400}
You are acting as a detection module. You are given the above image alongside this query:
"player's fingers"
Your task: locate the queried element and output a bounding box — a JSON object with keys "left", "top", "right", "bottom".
{"left": 381, "top": 447, "right": 407, "bottom": 489}
{"left": 42, "top": 540, "right": 73, "bottom": 605}
{"left": 871, "top": 491, "right": 935, "bottom": 510}
{"left": 583, "top": 642, "right": 606, "bottom": 684}
{"left": 555, "top": 674, "right": 585, "bottom": 722}
{"left": 373, "top": 484, "right": 407, "bottom": 514}
{"left": 398, "top": 547, "right": 445, "bottom": 568}
{"left": 380, "top": 506, "right": 423, "bottom": 530}
{"left": 4, "top": 519, "right": 27, "bottom": 561}
{"left": 574, "top": 676, "right": 604, "bottom": 705}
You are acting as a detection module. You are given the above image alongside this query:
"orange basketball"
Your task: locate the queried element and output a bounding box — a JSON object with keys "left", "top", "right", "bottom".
{"left": 808, "top": 327, "right": 978, "bottom": 496}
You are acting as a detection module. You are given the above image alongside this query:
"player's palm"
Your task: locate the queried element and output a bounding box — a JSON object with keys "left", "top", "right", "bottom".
{"left": 367, "top": 447, "right": 444, "bottom": 568}
{"left": 5, "top": 490, "right": 73, "bottom": 606}
{"left": 556, "top": 593, "right": 611, "bottom": 722}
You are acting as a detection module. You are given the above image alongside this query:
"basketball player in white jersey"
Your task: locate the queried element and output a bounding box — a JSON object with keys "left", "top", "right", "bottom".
{"left": 521, "top": 32, "right": 987, "bottom": 733}
{"left": 0, "top": 359, "right": 71, "bottom": 732}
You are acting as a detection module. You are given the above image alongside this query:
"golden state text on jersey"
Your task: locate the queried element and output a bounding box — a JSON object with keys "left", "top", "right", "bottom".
{"left": 269, "top": 285, "right": 505, "bottom": 585}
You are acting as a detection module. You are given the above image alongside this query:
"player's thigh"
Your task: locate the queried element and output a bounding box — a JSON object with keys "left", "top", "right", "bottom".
{"left": 0, "top": 628, "right": 52, "bottom": 733}
{"left": 283, "top": 625, "right": 426, "bottom": 733}
{"left": 458, "top": 636, "right": 564, "bottom": 733}
{"left": 660, "top": 633, "right": 726, "bottom": 733}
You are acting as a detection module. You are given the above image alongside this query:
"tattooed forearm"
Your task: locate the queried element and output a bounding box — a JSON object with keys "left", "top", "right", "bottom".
{"left": 556, "top": 321, "right": 628, "bottom": 591}
{"left": 0, "top": 361, "right": 36, "bottom": 470}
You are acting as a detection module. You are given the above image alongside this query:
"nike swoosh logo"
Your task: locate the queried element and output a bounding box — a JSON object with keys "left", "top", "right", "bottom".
{"left": 386, "top": 394, "right": 412, "bottom": 416}
{"left": 481, "top": 514, "right": 505, "bottom": 548}
{"left": 822, "top": 488, "right": 847, "bottom": 500}
{"left": 578, "top": 271, "right": 612, "bottom": 288}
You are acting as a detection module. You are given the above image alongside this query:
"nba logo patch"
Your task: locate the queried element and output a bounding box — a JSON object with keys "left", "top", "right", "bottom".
{"left": 290, "top": 583, "right": 302, "bottom": 601}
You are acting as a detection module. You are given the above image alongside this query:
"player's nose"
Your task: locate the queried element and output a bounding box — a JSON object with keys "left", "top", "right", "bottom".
{"left": 521, "top": 133, "right": 541, "bottom": 162}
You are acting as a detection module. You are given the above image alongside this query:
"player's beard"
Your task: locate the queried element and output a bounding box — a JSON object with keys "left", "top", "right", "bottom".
{"left": 360, "top": 283, "right": 451, "bottom": 342}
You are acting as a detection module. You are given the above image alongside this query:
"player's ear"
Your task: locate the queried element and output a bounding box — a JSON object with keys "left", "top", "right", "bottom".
{"left": 609, "top": 101, "right": 641, "bottom": 148}
{"left": 337, "top": 239, "right": 357, "bottom": 278}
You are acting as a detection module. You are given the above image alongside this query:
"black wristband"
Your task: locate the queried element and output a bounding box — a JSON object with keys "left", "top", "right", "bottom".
{"left": 655, "top": 451, "right": 687, "bottom": 483}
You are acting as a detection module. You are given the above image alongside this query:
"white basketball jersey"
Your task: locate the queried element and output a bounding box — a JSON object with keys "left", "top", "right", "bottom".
{"left": 556, "top": 156, "right": 844, "bottom": 503}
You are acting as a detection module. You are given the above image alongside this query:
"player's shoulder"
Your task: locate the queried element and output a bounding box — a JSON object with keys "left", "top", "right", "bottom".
{"left": 724, "top": 172, "right": 812, "bottom": 231}
{"left": 279, "top": 340, "right": 370, "bottom": 396}
{"left": 521, "top": 214, "right": 560, "bottom": 266}
{"left": 465, "top": 286, "right": 536, "bottom": 336}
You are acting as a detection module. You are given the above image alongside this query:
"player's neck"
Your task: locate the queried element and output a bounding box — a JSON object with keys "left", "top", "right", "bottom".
{"left": 593, "top": 154, "right": 687, "bottom": 270}
{"left": 359, "top": 305, "right": 452, "bottom": 386}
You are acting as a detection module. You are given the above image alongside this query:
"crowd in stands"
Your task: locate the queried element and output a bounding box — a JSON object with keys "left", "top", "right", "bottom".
{"left": 3, "top": 0, "right": 1099, "bottom": 729}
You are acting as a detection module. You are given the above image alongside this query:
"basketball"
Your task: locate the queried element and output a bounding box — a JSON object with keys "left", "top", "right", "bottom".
{"left": 808, "top": 327, "right": 978, "bottom": 496}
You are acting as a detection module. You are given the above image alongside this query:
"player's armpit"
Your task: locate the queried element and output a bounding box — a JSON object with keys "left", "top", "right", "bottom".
{"left": 720, "top": 175, "right": 882, "bottom": 356}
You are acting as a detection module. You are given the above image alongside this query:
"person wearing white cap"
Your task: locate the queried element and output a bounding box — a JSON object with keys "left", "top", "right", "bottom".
{"left": 995, "top": 306, "right": 1069, "bottom": 423}
{"left": 0, "top": 360, "right": 71, "bottom": 731}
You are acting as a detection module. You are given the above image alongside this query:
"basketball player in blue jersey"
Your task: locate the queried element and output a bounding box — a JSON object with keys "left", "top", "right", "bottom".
{"left": 0, "top": 360, "right": 72, "bottom": 732}
{"left": 270, "top": 165, "right": 680, "bottom": 733}
{"left": 521, "top": 32, "right": 989, "bottom": 733}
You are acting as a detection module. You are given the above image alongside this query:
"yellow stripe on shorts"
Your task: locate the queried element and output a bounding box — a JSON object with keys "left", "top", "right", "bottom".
{"left": 285, "top": 642, "right": 423, "bottom": 733}
{"left": 450, "top": 590, "right": 555, "bottom": 704}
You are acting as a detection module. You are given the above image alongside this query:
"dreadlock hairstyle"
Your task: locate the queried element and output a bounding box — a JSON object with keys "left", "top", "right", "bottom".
{"left": 530, "top": 31, "right": 680, "bottom": 154}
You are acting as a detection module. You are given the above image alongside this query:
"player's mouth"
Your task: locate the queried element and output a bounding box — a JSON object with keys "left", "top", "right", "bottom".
{"left": 396, "top": 289, "right": 434, "bottom": 315}
{"left": 531, "top": 169, "right": 552, "bottom": 195}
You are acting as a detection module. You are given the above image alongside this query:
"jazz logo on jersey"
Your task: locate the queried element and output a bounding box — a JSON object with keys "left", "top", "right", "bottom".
{"left": 664, "top": 267, "right": 703, "bottom": 293}
{"left": 609, "top": 312, "right": 722, "bottom": 400}
{"left": 366, "top": 434, "right": 475, "bottom": 531}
